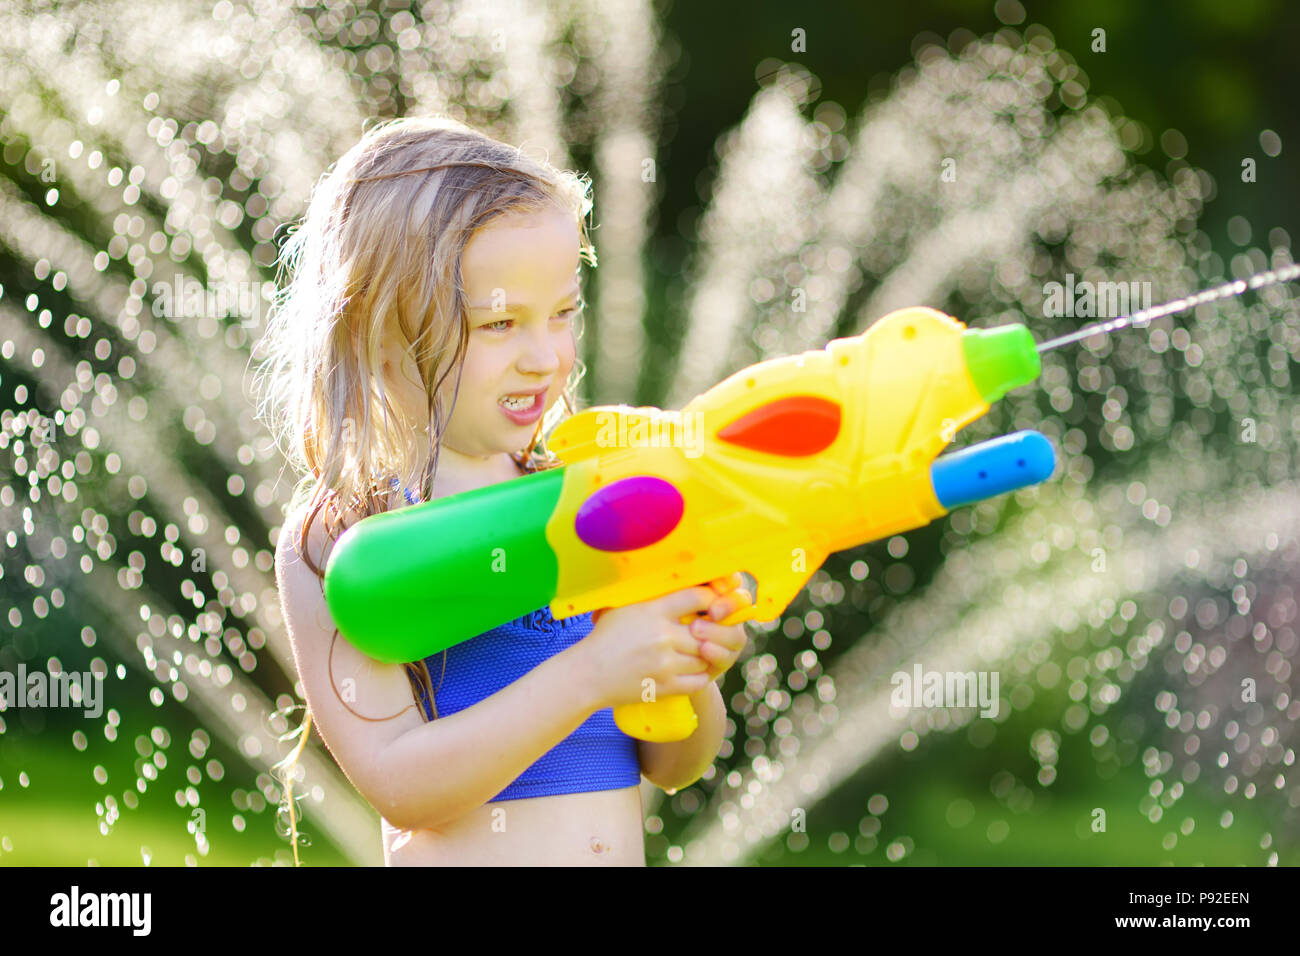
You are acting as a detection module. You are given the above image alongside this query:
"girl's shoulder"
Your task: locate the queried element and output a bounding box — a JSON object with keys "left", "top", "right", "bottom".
{"left": 278, "top": 494, "right": 374, "bottom": 572}
{"left": 277, "top": 502, "right": 331, "bottom": 576}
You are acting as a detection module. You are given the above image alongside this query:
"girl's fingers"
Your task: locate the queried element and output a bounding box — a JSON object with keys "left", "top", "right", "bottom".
{"left": 665, "top": 584, "right": 723, "bottom": 620}
{"left": 671, "top": 628, "right": 705, "bottom": 656}
{"left": 677, "top": 649, "right": 711, "bottom": 675}
{"left": 697, "top": 640, "right": 727, "bottom": 662}
{"left": 691, "top": 619, "right": 747, "bottom": 651}
{"left": 709, "top": 589, "right": 753, "bottom": 620}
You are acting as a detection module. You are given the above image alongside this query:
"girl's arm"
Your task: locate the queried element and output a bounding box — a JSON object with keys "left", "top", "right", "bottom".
{"left": 275, "top": 507, "right": 606, "bottom": 833}
{"left": 376, "top": 647, "right": 602, "bottom": 830}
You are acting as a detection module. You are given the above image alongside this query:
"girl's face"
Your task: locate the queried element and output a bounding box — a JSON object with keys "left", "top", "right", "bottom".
{"left": 381, "top": 204, "right": 581, "bottom": 475}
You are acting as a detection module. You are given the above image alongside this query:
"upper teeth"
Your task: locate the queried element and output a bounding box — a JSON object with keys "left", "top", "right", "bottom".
{"left": 500, "top": 394, "right": 537, "bottom": 410}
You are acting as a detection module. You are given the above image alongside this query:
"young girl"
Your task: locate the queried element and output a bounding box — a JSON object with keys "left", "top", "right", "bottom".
{"left": 251, "top": 116, "right": 751, "bottom": 866}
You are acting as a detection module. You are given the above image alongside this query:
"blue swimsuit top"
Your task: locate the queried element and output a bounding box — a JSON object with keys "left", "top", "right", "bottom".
{"left": 413, "top": 605, "right": 642, "bottom": 802}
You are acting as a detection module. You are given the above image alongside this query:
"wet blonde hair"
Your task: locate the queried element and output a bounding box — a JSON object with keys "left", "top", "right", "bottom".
{"left": 249, "top": 115, "right": 597, "bottom": 863}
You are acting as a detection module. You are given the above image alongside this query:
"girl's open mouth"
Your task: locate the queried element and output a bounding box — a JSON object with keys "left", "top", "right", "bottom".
{"left": 498, "top": 389, "right": 546, "bottom": 425}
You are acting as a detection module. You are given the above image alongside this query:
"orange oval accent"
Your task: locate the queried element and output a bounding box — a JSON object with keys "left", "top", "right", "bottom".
{"left": 716, "top": 395, "right": 842, "bottom": 456}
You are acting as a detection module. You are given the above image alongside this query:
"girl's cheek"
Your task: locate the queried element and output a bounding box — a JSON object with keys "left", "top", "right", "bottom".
{"left": 442, "top": 351, "right": 491, "bottom": 406}
{"left": 558, "top": 332, "right": 577, "bottom": 378}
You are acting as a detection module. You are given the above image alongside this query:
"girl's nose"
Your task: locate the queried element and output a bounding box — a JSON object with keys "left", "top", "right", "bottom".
{"left": 518, "top": 330, "right": 561, "bottom": 376}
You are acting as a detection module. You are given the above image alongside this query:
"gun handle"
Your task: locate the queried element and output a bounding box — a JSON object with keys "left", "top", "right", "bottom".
{"left": 613, "top": 694, "right": 699, "bottom": 742}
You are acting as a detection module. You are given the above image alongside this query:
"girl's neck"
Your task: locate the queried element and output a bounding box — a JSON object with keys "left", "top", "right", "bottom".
{"left": 389, "top": 450, "right": 528, "bottom": 506}
{"left": 432, "top": 453, "right": 527, "bottom": 497}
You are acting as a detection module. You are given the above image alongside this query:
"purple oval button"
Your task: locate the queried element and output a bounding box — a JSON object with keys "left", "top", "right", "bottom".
{"left": 574, "top": 476, "right": 684, "bottom": 552}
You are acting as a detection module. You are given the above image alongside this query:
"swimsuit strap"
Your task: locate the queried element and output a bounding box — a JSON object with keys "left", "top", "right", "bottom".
{"left": 388, "top": 476, "right": 423, "bottom": 505}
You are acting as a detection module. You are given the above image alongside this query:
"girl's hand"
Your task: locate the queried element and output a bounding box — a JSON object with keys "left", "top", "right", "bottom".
{"left": 690, "top": 572, "right": 753, "bottom": 682}
{"left": 581, "top": 586, "right": 720, "bottom": 711}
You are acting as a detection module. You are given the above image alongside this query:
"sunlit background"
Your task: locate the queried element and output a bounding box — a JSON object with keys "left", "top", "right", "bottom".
{"left": 1, "top": 0, "right": 1296, "bottom": 866}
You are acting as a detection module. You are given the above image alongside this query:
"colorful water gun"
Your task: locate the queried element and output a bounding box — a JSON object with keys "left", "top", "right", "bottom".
{"left": 322, "top": 306, "right": 1054, "bottom": 741}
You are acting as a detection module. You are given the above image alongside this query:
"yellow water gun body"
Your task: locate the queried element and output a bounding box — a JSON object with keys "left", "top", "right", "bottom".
{"left": 324, "top": 307, "right": 1052, "bottom": 741}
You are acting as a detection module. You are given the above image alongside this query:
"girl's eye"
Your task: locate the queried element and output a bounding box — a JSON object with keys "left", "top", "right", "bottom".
{"left": 481, "top": 307, "right": 579, "bottom": 333}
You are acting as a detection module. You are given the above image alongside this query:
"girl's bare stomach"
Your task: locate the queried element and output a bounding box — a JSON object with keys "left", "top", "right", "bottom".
{"left": 381, "top": 784, "right": 646, "bottom": 866}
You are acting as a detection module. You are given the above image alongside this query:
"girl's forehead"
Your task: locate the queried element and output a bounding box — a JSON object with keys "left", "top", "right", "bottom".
{"left": 461, "top": 209, "right": 582, "bottom": 299}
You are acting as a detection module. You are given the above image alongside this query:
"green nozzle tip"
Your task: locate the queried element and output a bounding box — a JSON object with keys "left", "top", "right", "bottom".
{"left": 961, "top": 324, "right": 1041, "bottom": 402}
